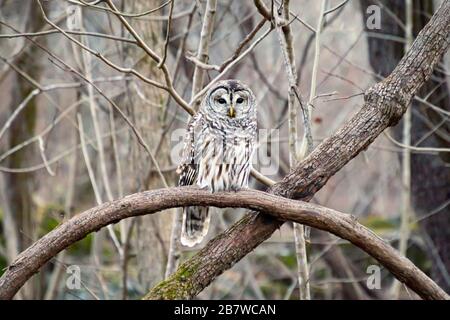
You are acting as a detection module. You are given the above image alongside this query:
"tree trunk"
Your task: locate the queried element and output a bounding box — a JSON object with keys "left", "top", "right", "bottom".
{"left": 1, "top": 0, "right": 45, "bottom": 299}
{"left": 125, "top": 0, "right": 174, "bottom": 293}
{"left": 360, "top": 0, "right": 450, "bottom": 292}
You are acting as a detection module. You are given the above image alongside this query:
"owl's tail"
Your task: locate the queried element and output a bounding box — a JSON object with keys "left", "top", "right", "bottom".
{"left": 181, "top": 206, "right": 210, "bottom": 247}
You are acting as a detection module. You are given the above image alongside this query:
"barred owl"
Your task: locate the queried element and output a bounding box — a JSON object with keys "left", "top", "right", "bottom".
{"left": 178, "top": 80, "right": 258, "bottom": 247}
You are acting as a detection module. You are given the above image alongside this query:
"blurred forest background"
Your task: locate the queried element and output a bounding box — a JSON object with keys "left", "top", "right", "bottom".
{"left": 0, "top": 0, "right": 449, "bottom": 300}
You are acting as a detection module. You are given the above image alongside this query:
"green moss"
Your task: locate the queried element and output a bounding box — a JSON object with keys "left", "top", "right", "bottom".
{"left": 38, "top": 203, "right": 65, "bottom": 237}
{"left": 143, "top": 260, "right": 201, "bottom": 300}
{"left": 177, "top": 263, "right": 197, "bottom": 279}
{"left": 0, "top": 254, "right": 6, "bottom": 277}
{"left": 361, "top": 215, "right": 397, "bottom": 232}
{"left": 67, "top": 233, "right": 93, "bottom": 256}
{"left": 279, "top": 253, "right": 296, "bottom": 268}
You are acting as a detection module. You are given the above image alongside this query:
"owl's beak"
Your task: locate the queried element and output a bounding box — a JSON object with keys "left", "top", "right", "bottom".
{"left": 228, "top": 104, "right": 236, "bottom": 118}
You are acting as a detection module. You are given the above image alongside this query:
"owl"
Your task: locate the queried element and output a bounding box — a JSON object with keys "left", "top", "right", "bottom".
{"left": 178, "top": 79, "right": 258, "bottom": 247}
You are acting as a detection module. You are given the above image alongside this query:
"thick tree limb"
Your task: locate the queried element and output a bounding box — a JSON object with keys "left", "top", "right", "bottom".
{"left": 1, "top": 0, "right": 449, "bottom": 301}
{"left": 145, "top": 0, "right": 450, "bottom": 300}
{"left": 0, "top": 187, "right": 448, "bottom": 300}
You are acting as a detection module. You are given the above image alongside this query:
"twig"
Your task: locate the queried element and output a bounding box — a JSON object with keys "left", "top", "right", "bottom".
{"left": 383, "top": 131, "right": 450, "bottom": 153}
{"left": 158, "top": 0, "right": 175, "bottom": 68}
{"left": 33, "top": 1, "right": 169, "bottom": 188}
{"left": 190, "top": 0, "right": 217, "bottom": 107}
{"left": 272, "top": 0, "right": 316, "bottom": 33}
{"left": 0, "top": 89, "right": 39, "bottom": 141}
{"left": 78, "top": 114, "right": 123, "bottom": 257}
{"left": 324, "top": 0, "right": 350, "bottom": 16}
{"left": 38, "top": 1, "right": 193, "bottom": 114}
{"left": 70, "top": 0, "right": 172, "bottom": 18}
{"left": 250, "top": 168, "right": 276, "bottom": 186}
{"left": 43, "top": 119, "right": 79, "bottom": 300}
{"left": 189, "top": 26, "right": 273, "bottom": 106}
{"left": 0, "top": 98, "right": 86, "bottom": 163}
{"left": 121, "top": 219, "right": 136, "bottom": 300}
{"left": 185, "top": 54, "right": 220, "bottom": 71}
{"left": 0, "top": 28, "right": 139, "bottom": 44}
{"left": 219, "top": 18, "right": 267, "bottom": 71}
{"left": 272, "top": 0, "right": 311, "bottom": 300}
{"left": 164, "top": 210, "right": 183, "bottom": 278}
{"left": 299, "top": 0, "right": 326, "bottom": 159}
{"left": 0, "top": 125, "right": 129, "bottom": 174}
{"left": 78, "top": 11, "right": 115, "bottom": 202}
{"left": 37, "top": 136, "right": 54, "bottom": 176}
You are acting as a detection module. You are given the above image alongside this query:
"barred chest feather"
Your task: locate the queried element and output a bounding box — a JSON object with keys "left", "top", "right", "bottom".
{"left": 196, "top": 117, "right": 256, "bottom": 192}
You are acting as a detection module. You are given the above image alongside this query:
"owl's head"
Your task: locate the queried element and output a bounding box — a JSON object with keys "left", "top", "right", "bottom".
{"left": 202, "top": 79, "right": 256, "bottom": 120}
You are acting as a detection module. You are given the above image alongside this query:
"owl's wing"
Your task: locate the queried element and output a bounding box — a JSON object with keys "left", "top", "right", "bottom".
{"left": 177, "top": 113, "right": 203, "bottom": 186}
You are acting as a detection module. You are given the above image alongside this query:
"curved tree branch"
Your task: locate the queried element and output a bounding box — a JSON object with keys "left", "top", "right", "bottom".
{"left": 144, "top": 0, "right": 450, "bottom": 300}
{"left": 1, "top": 0, "right": 449, "bottom": 302}
{"left": 0, "top": 187, "right": 448, "bottom": 300}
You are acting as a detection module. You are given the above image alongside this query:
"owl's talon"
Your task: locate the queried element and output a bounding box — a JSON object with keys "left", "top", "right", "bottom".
{"left": 230, "top": 186, "right": 240, "bottom": 192}
{"left": 199, "top": 185, "right": 212, "bottom": 193}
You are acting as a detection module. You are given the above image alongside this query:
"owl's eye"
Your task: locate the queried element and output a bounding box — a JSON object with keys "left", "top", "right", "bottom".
{"left": 217, "top": 98, "right": 226, "bottom": 104}
{"left": 236, "top": 97, "right": 244, "bottom": 104}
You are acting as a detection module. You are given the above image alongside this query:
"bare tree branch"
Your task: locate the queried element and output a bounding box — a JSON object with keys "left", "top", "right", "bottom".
{"left": 143, "top": 0, "right": 450, "bottom": 300}
{"left": 1, "top": 0, "right": 449, "bottom": 302}
{"left": 273, "top": 0, "right": 311, "bottom": 300}
{"left": 0, "top": 187, "right": 448, "bottom": 300}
